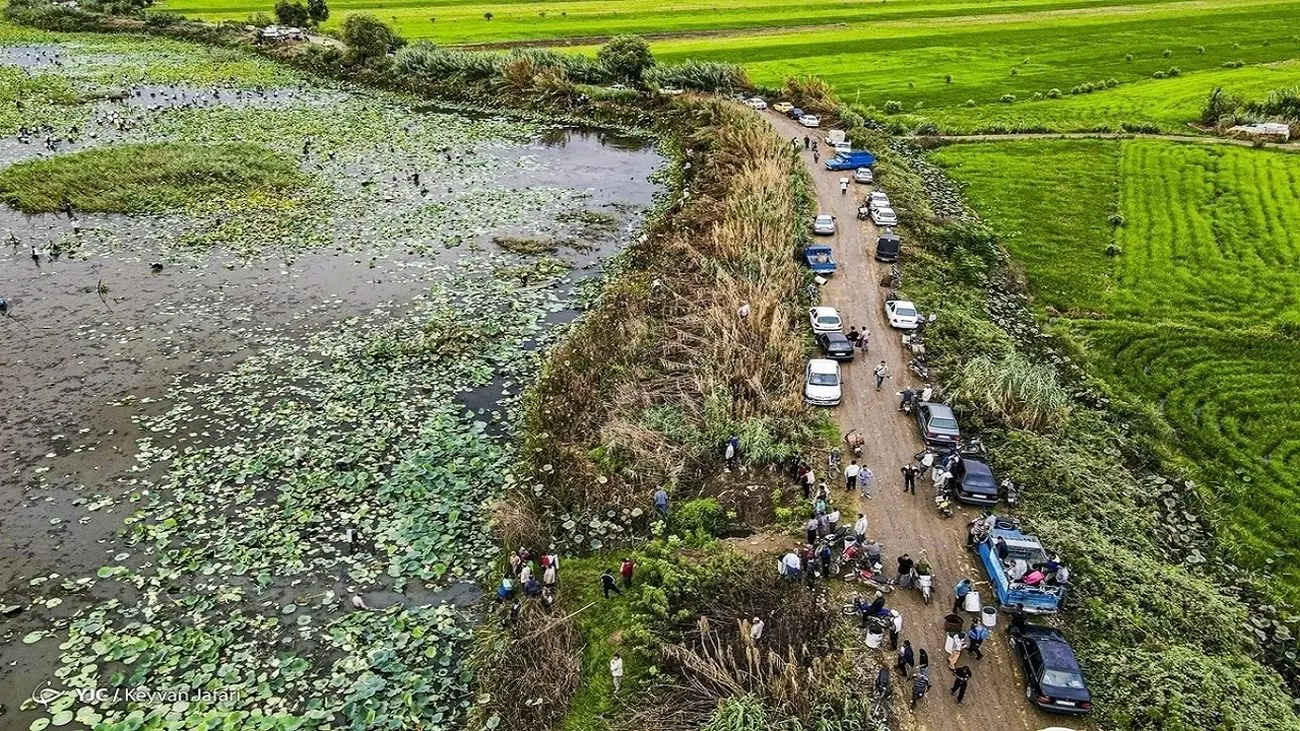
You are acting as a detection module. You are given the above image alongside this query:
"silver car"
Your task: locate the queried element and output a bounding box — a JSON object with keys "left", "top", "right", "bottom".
{"left": 812, "top": 214, "right": 836, "bottom": 235}
{"left": 871, "top": 206, "right": 899, "bottom": 227}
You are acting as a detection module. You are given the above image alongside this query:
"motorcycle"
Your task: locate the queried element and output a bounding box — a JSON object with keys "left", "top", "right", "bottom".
{"left": 916, "top": 572, "right": 934, "bottom": 604}
{"left": 909, "top": 356, "right": 930, "bottom": 380}
{"left": 934, "top": 488, "right": 954, "bottom": 519}
{"left": 844, "top": 559, "right": 894, "bottom": 593}
{"left": 1001, "top": 479, "right": 1019, "bottom": 508}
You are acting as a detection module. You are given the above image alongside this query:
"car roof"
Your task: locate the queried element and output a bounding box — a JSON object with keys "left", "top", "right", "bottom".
{"left": 812, "top": 306, "right": 840, "bottom": 317}
{"left": 870, "top": 191, "right": 889, "bottom": 199}
{"left": 821, "top": 331, "right": 850, "bottom": 343}
{"left": 891, "top": 299, "right": 916, "bottom": 309}
{"left": 815, "top": 213, "right": 834, "bottom": 220}
{"left": 1027, "top": 631, "right": 1082, "bottom": 672}
{"left": 808, "top": 358, "right": 839, "bottom": 373}
{"left": 925, "top": 402, "right": 956, "bottom": 418}
{"left": 876, "top": 206, "right": 896, "bottom": 214}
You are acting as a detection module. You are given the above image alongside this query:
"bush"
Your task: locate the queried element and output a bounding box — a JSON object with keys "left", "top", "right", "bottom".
{"left": 1032, "top": 91, "right": 1043, "bottom": 100}
{"left": 883, "top": 99, "right": 902, "bottom": 114}
{"left": 1201, "top": 86, "right": 1242, "bottom": 126}
{"left": 944, "top": 74, "right": 952, "bottom": 84}
{"left": 644, "top": 60, "right": 747, "bottom": 92}
{"left": 914, "top": 120, "right": 938, "bottom": 136}
{"left": 1245, "top": 86, "right": 1300, "bottom": 120}
{"left": 964, "top": 99, "right": 976, "bottom": 107}
{"left": 1124, "top": 53, "right": 1133, "bottom": 62}
{"left": 1105, "top": 78, "right": 1119, "bottom": 87}
{"left": 247, "top": 10, "right": 272, "bottom": 25}
{"left": 1223, "top": 60, "right": 1245, "bottom": 68}
{"left": 1196, "top": 45, "right": 1205, "bottom": 54}
{"left": 597, "top": 35, "right": 654, "bottom": 84}
{"left": 1163, "top": 48, "right": 1172, "bottom": 57}
{"left": 1108, "top": 213, "right": 1126, "bottom": 227}
{"left": 1167, "top": 66, "right": 1181, "bottom": 77}
{"left": 1047, "top": 88, "right": 1061, "bottom": 98}
{"left": 671, "top": 498, "right": 727, "bottom": 540}
{"left": 341, "top": 13, "right": 405, "bottom": 65}
{"left": 306, "top": 0, "right": 327, "bottom": 24}
{"left": 1152, "top": 70, "right": 1166, "bottom": 79}
{"left": 273, "top": 0, "right": 309, "bottom": 27}
{"left": 999, "top": 94, "right": 1016, "bottom": 103}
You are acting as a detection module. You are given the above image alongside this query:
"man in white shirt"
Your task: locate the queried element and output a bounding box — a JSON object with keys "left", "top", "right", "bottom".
{"left": 845, "top": 460, "right": 861, "bottom": 491}
{"left": 610, "top": 653, "right": 624, "bottom": 693}
{"left": 750, "top": 616, "right": 765, "bottom": 641}
{"left": 854, "top": 513, "right": 868, "bottom": 542}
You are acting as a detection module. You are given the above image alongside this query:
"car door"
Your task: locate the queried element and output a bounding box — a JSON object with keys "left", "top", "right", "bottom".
{"left": 1024, "top": 644, "right": 1045, "bottom": 696}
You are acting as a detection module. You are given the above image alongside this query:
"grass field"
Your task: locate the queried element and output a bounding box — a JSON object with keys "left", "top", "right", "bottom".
{"left": 161, "top": 0, "right": 1300, "bottom": 132}
{"left": 933, "top": 138, "right": 1300, "bottom": 597}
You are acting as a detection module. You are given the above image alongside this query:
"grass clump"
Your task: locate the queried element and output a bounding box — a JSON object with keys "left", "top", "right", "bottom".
{"left": 0, "top": 141, "right": 304, "bottom": 213}
{"left": 492, "top": 235, "right": 559, "bottom": 254}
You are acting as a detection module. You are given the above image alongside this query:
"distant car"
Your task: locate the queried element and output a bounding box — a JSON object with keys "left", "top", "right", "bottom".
{"left": 1012, "top": 626, "right": 1093, "bottom": 715}
{"left": 744, "top": 97, "right": 768, "bottom": 110}
{"left": 804, "top": 359, "right": 843, "bottom": 406}
{"left": 915, "top": 401, "right": 961, "bottom": 448}
{"left": 815, "top": 332, "right": 856, "bottom": 361}
{"left": 812, "top": 214, "right": 836, "bottom": 236}
{"left": 609, "top": 83, "right": 627, "bottom": 90}
{"left": 659, "top": 87, "right": 684, "bottom": 96}
{"left": 854, "top": 167, "right": 874, "bottom": 184}
{"left": 884, "top": 298, "right": 920, "bottom": 329}
{"left": 788, "top": 107, "right": 804, "bottom": 119}
{"left": 830, "top": 140, "right": 852, "bottom": 154}
{"left": 875, "top": 231, "right": 901, "bottom": 263}
{"left": 949, "top": 456, "right": 998, "bottom": 506}
{"left": 773, "top": 101, "right": 794, "bottom": 113}
{"left": 799, "top": 114, "right": 822, "bottom": 128}
{"left": 871, "top": 206, "right": 898, "bottom": 226}
{"left": 808, "top": 306, "right": 843, "bottom": 334}
{"left": 867, "top": 191, "right": 891, "bottom": 211}
{"left": 803, "top": 244, "right": 837, "bottom": 274}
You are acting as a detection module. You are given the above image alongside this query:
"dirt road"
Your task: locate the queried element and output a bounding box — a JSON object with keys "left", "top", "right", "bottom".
{"left": 769, "top": 112, "right": 1054, "bottom": 731}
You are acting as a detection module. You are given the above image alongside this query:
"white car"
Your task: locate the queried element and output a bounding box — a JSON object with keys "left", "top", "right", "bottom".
{"left": 871, "top": 206, "right": 899, "bottom": 226}
{"left": 885, "top": 299, "right": 921, "bottom": 330}
{"left": 812, "top": 214, "right": 836, "bottom": 235}
{"left": 804, "top": 358, "right": 843, "bottom": 406}
{"left": 745, "top": 97, "right": 768, "bottom": 110}
{"left": 808, "top": 306, "right": 843, "bottom": 334}
{"left": 854, "top": 167, "right": 874, "bottom": 184}
{"left": 799, "top": 114, "right": 821, "bottom": 128}
{"left": 867, "top": 191, "right": 891, "bottom": 210}
{"left": 773, "top": 101, "right": 794, "bottom": 113}
{"left": 830, "top": 140, "right": 852, "bottom": 154}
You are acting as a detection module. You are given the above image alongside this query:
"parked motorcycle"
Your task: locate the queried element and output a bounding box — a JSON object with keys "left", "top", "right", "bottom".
{"left": 1001, "top": 478, "right": 1019, "bottom": 508}
{"left": 934, "top": 488, "right": 953, "bottom": 518}
{"left": 909, "top": 357, "right": 930, "bottom": 380}
{"left": 844, "top": 559, "right": 894, "bottom": 593}
{"left": 916, "top": 572, "right": 934, "bottom": 604}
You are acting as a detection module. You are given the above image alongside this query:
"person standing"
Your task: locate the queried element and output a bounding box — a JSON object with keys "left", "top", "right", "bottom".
{"left": 543, "top": 562, "right": 557, "bottom": 592}
{"left": 1009, "top": 603, "right": 1029, "bottom": 635}
{"left": 601, "top": 569, "right": 622, "bottom": 599}
{"left": 910, "top": 667, "right": 931, "bottom": 710}
{"left": 619, "top": 558, "right": 635, "bottom": 588}
{"left": 826, "top": 508, "right": 841, "bottom": 535}
{"left": 952, "top": 578, "right": 972, "bottom": 613}
{"left": 818, "top": 542, "right": 832, "bottom": 577}
{"left": 858, "top": 466, "right": 875, "bottom": 499}
{"left": 806, "top": 516, "right": 820, "bottom": 545}
{"left": 840, "top": 179, "right": 849, "bottom": 195}
{"left": 895, "top": 640, "right": 915, "bottom": 678}
{"left": 610, "top": 653, "right": 624, "bottom": 693}
{"left": 901, "top": 463, "right": 919, "bottom": 494}
{"left": 844, "top": 460, "right": 861, "bottom": 491}
{"left": 967, "top": 620, "right": 990, "bottom": 660}
{"left": 873, "top": 361, "right": 890, "bottom": 391}
{"left": 653, "top": 487, "right": 670, "bottom": 517}
{"left": 945, "top": 631, "right": 967, "bottom": 670}
{"left": 750, "top": 616, "right": 765, "bottom": 642}
{"left": 896, "top": 553, "right": 915, "bottom": 585}
{"left": 804, "top": 135, "right": 810, "bottom": 150}
{"left": 889, "top": 609, "right": 903, "bottom": 650}
{"left": 853, "top": 513, "right": 868, "bottom": 543}
{"left": 803, "top": 467, "right": 816, "bottom": 500}
{"left": 813, "top": 149, "right": 819, "bottom": 164}
{"left": 951, "top": 665, "right": 972, "bottom": 704}
{"left": 724, "top": 439, "right": 737, "bottom": 472}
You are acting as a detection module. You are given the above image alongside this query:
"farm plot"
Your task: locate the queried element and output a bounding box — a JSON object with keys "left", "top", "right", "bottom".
{"left": 933, "top": 137, "right": 1300, "bottom": 602}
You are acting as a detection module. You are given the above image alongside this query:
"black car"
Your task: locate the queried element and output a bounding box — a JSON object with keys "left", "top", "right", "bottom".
{"left": 789, "top": 107, "right": 804, "bottom": 119}
{"left": 915, "top": 402, "right": 961, "bottom": 448}
{"left": 875, "top": 232, "right": 901, "bottom": 262}
{"left": 949, "top": 456, "right": 998, "bottom": 506}
{"left": 1012, "top": 625, "right": 1093, "bottom": 715}
{"left": 815, "top": 332, "right": 856, "bottom": 361}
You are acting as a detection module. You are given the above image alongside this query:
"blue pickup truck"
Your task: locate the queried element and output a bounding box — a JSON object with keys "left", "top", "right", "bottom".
{"left": 803, "top": 243, "right": 837, "bottom": 275}
{"left": 824, "top": 151, "right": 876, "bottom": 171}
{"left": 976, "top": 520, "right": 1066, "bottom": 614}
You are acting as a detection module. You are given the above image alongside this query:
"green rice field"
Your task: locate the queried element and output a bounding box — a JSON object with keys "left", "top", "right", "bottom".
{"left": 933, "top": 138, "right": 1300, "bottom": 598}
{"left": 160, "top": 0, "right": 1300, "bottom": 132}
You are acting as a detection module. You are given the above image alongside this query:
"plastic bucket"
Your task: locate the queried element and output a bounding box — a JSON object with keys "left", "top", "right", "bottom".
{"left": 981, "top": 605, "right": 998, "bottom": 628}
{"left": 963, "top": 590, "right": 981, "bottom": 613}
{"left": 865, "top": 624, "right": 884, "bottom": 649}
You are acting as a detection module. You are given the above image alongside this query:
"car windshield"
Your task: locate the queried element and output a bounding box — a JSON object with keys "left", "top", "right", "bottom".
{"left": 809, "top": 372, "right": 839, "bottom": 386}
{"left": 895, "top": 306, "right": 917, "bottom": 317}
{"left": 929, "top": 416, "right": 959, "bottom": 429}
{"left": 1042, "top": 670, "right": 1087, "bottom": 690}
{"left": 817, "top": 316, "right": 840, "bottom": 326}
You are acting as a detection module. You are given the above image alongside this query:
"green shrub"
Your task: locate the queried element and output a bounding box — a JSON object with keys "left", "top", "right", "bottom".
{"left": 1124, "top": 53, "right": 1133, "bottom": 62}
{"left": 273, "top": 0, "right": 308, "bottom": 27}
{"left": 597, "top": 35, "right": 655, "bottom": 84}
{"left": 914, "top": 120, "right": 938, "bottom": 136}
{"left": 964, "top": 98, "right": 976, "bottom": 107}
{"left": 341, "top": 13, "right": 405, "bottom": 65}
{"left": 1223, "top": 60, "right": 1246, "bottom": 68}
{"left": 1152, "top": 70, "right": 1166, "bottom": 79}
{"left": 671, "top": 498, "right": 728, "bottom": 540}
{"left": 1032, "top": 91, "right": 1043, "bottom": 100}
{"left": 1047, "top": 88, "right": 1061, "bottom": 98}
{"left": 999, "top": 93, "right": 1016, "bottom": 103}
{"left": 883, "top": 99, "right": 903, "bottom": 114}
{"left": 1167, "top": 66, "right": 1181, "bottom": 77}
{"left": 1163, "top": 48, "right": 1172, "bottom": 57}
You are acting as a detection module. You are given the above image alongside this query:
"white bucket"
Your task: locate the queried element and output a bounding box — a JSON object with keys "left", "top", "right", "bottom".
{"left": 981, "top": 605, "right": 998, "bottom": 628}
{"left": 865, "top": 625, "right": 884, "bottom": 649}
{"left": 963, "top": 590, "right": 981, "bottom": 613}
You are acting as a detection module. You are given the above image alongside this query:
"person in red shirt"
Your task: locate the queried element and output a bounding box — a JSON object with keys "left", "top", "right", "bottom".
{"left": 619, "top": 558, "right": 635, "bottom": 588}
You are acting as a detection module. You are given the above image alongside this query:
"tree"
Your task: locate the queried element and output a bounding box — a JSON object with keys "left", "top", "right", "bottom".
{"left": 306, "top": 0, "right": 328, "bottom": 24}
{"left": 273, "top": 0, "right": 309, "bottom": 26}
{"left": 341, "top": 13, "right": 405, "bottom": 64}
{"left": 596, "top": 35, "right": 654, "bottom": 84}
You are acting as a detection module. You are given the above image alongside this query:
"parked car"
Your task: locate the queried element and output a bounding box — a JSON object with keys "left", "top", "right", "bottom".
{"left": 812, "top": 214, "right": 836, "bottom": 236}
{"left": 875, "top": 231, "right": 901, "bottom": 262}
{"left": 949, "top": 456, "right": 998, "bottom": 506}
{"left": 744, "top": 97, "right": 768, "bottom": 110}
{"left": 659, "top": 87, "right": 684, "bottom": 96}
{"left": 977, "top": 521, "right": 1067, "bottom": 614}
{"left": 884, "top": 299, "right": 920, "bottom": 329}
{"left": 816, "top": 332, "right": 856, "bottom": 361}
{"left": 788, "top": 107, "right": 805, "bottom": 119}
{"left": 803, "top": 244, "right": 837, "bottom": 274}
{"left": 1012, "top": 626, "right": 1092, "bottom": 715}
{"left": 825, "top": 151, "right": 877, "bottom": 171}
{"left": 804, "top": 359, "right": 843, "bottom": 406}
{"left": 772, "top": 101, "right": 794, "bottom": 113}
{"left": 808, "top": 306, "right": 843, "bottom": 333}
{"left": 867, "top": 190, "right": 891, "bottom": 211}
{"left": 853, "top": 167, "right": 874, "bottom": 184}
{"left": 915, "top": 401, "right": 960, "bottom": 448}
{"left": 830, "top": 140, "right": 852, "bottom": 154}
{"left": 799, "top": 114, "right": 821, "bottom": 128}
{"left": 871, "top": 206, "right": 899, "bottom": 227}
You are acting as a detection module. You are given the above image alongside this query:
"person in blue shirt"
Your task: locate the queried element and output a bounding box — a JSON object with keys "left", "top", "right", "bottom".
{"left": 652, "top": 487, "right": 669, "bottom": 517}
{"left": 952, "top": 577, "right": 972, "bottom": 613}
{"left": 966, "top": 620, "right": 990, "bottom": 660}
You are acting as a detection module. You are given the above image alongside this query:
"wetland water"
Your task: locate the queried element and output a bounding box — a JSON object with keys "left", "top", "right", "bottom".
{"left": 0, "top": 32, "right": 661, "bottom": 730}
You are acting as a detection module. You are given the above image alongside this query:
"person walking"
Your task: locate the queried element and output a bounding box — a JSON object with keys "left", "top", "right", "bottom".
{"left": 901, "top": 463, "right": 919, "bottom": 494}
{"left": 804, "top": 135, "right": 810, "bottom": 150}
{"left": 910, "top": 666, "right": 931, "bottom": 710}
{"left": 844, "top": 460, "right": 861, "bottom": 491}
{"left": 840, "top": 179, "right": 849, "bottom": 195}
{"left": 750, "top": 616, "right": 765, "bottom": 642}
{"left": 952, "top": 578, "right": 972, "bottom": 613}
{"left": 896, "top": 553, "right": 915, "bottom": 585}
{"left": 853, "top": 513, "right": 868, "bottom": 543}
{"left": 813, "top": 149, "right": 819, "bottom": 164}
{"left": 818, "top": 542, "right": 832, "bottom": 577}
{"left": 858, "top": 466, "right": 875, "bottom": 499}
{"left": 803, "top": 467, "right": 816, "bottom": 500}
{"left": 895, "top": 640, "right": 915, "bottom": 678}
{"left": 873, "top": 361, "right": 890, "bottom": 391}
{"left": 889, "top": 609, "right": 903, "bottom": 650}
{"left": 653, "top": 487, "right": 670, "bottom": 517}
{"left": 951, "top": 665, "right": 972, "bottom": 704}
{"left": 724, "top": 439, "right": 737, "bottom": 472}
{"left": 945, "top": 631, "right": 967, "bottom": 670}
{"left": 619, "top": 558, "right": 635, "bottom": 588}
{"left": 610, "top": 653, "right": 624, "bottom": 693}
{"left": 543, "top": 563, "right": 557, "bottom": 591}
{"left": 967, "top": 620, "right": 990, "bottom": 660}
{"left": 601, "top": 569, "right": 622, "bottom": 599}
{"left": 806, "top": 516, "right": 820, "bottom": 546}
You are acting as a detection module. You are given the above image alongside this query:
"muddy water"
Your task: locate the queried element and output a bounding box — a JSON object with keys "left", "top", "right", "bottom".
{"left": 0, "top": 66, "right": 662, "bottom": 721}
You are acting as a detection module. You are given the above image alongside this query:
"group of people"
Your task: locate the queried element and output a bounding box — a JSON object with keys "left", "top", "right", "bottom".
{"left": 893, "top": 600, "right": 994, "bottom": 709}
{"left": 495, "top": 547, "right": 564, "bottom": 610}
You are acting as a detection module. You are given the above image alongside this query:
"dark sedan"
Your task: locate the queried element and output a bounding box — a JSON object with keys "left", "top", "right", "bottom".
{"left": 949, "top": 457, "right": 998, "bottom": 506}
{"left": 1013, "top": 625, "right": 1093, "bottom": 715}
{"left": 915, "top": 402, "right": 961, "bottom": 448}
{"left": 815, "top": 332, "right": 856, "bottom": 361}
